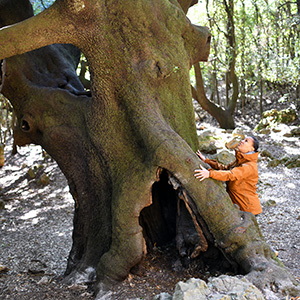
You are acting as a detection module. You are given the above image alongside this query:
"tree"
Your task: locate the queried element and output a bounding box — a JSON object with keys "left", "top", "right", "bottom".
{"left": 191, "top": 62, "right": 236, "bottom": 129}
{"left": 0, "top": 0, "right": 298, "bottom": 296}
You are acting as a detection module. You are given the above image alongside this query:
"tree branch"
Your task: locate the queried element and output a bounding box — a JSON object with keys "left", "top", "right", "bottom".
{"left": 177, "top": 0, "right": 199, "bottom": 14}
{"left": 183, "top": 24, "right": 211, "bottom": 65}
{"left": 0, "top": 59, "right": 5, "bottom": 93}
{"left": 278, "top": 1, "right": 297, "bottom": 9}
{"left": 193, "top": 62, "right": 221, "bottom": 112}
{"left": 0, "top": 1, "right": 75, "bottom": 60}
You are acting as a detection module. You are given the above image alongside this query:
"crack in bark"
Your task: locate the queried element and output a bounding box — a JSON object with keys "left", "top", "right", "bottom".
{"left": 0, "top": 59, "right": 5, "bottom": 93}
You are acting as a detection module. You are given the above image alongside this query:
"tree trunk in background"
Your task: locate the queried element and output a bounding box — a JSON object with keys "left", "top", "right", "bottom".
{"left": 192, "top": 63, "right": 235, "bottom": 129}
{"left": 240, "top": 0, "right": 246, "bottom": 116}
{"left": 223, "top": 0, "right": 239, "bottom": 115}
{"left": 260, "top": 79, "right": 263, "bottom": 116}
{"left": 205, "top": 0, "right": 220, "bottom": 106}
{"left": 0, "top": 0, "right": 298, "bottom": 296}
{"left": 253, "top": 1, "right": 264, "bottom": 116}
{"left": 225, "top": 71, "right": 229, "bottom": 107}
{"left": 296, "top": 0, "right": 300, "bottom": 100}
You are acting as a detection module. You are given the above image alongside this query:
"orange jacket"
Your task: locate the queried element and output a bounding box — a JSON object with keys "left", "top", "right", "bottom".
{"left": 205, "top": 150, "right": 262, "bottom": 215}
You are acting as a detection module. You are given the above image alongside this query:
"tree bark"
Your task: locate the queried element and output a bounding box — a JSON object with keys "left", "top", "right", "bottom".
{"left": 0, "top": 0, "right": 298, "bottom": 297}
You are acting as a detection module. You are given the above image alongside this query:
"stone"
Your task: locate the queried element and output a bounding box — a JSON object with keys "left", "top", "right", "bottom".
{"left": 259, "top": 128, "right": 271, "bottom": 135}
{"left": 153, "top": 292, "right": 172, "bottom": 300}
{"left": 285, "top": 155, "right": 300, "bottom": 169}
{"left": 38, "top": 276, "right": 49, "bottom": 285}
{"left": 267, "top": 159, "right": 281, "bottom": 168}
{"left": 198, "top": 129, "right": 216, "bottom": 140}
{"left": 172, "top": 276, "right": 264, "bottom": 300}
{"left": 286, "top": 159, "right": 300, "bottom": 169}
{"left": 28, "top": 259, "right": 47, "bottom": 274}
{"left": 0, "top": 265, "right": 9, "bottom": 273}
{"left": 283, "top": 132, "right": 293, "bottom": 137}
{"left": 266, "top": 200, "right": 276, "bottom": 207}
{"left": 279, "top": 156, "right": 289, "bottom": 164}
{"left": 38, "top": 173, "right": 50, "bottom": 185}
{"left": 197, "top": 130, "right": 218, "bottom": 154}
{"left": 291, "top": 127, "right": 300, "bottom": 136}
{"left": 27, "top": 164, "right": 44, "bottom": 179}
{"left": 255, "top": 107, "right": 298, "bottom": 132}
{"left": 198, "top": 142, "right": 217, "bottom": 154}
{"left": 261, "top": 108, "right": 297, "bottom": 124}
{"left": 225, "top": 136, "right": 241, "bottom": 150}
{"left": 208, "top": 275, "right": 264, "bottom": 299}
{"left": 232, "top": 128, "right": 245, "bottom": 138}
{"left": 215, "top": 150, "right": 235, "bottom": 165}
{"left": 272, "top": 123, "right": 290, "bottom": 134}
{"left": 225, "top": 128, "right": 244, "bottom": 150}
{"left": 278, "top": 108, "right": 297, "bottom": 124}
{"left": 173, "top": 278, "right": 209, "bottom": 300}
{"left": 260, "top": 150, "right": 274, "bottom": 159}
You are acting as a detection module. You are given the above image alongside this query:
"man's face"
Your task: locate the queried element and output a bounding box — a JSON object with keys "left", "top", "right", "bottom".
{"left": 237, "top": 137, "right": 255, "bottom": 153}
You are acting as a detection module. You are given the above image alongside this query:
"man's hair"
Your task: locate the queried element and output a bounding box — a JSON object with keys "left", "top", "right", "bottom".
{"left": 250, "top": 136, "right": 259, "bottom": 152}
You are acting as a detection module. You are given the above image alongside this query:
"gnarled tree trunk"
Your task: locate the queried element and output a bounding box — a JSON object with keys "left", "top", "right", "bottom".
{"left": 0, "top": 0, "right": 298, "bottom": 297}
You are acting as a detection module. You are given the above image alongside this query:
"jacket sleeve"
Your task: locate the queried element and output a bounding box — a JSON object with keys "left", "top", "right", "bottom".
{"left": 205, "top": 158, "right": 236, "bottom": 170}
{"left": 209, "top": 163, "right": 251, "bottom": 181}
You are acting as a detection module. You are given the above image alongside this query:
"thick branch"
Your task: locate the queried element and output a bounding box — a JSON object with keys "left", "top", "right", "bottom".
{"left": 0, "top": 1, "right": 75, "bottom": 60}
{"left": 183, "top": 24, "right": 211, "bottom": 65}
{"left": 177, "top": 0, "right": 199, "bottom": 14}
{"left": 193, "top": 63, "right": 223, "bottom": 114}
{"left": 192, "top": 62, "right": 235, "bottom": 129}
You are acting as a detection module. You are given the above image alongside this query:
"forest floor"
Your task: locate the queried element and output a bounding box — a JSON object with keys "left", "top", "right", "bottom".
{"left": 0, "top": 102, "right": 299, "bottom": 300}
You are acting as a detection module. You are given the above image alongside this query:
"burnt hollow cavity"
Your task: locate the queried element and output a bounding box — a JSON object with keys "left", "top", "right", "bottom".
{"left": 139, "top": 169, "right": 238, "bottom": 275}
{"left": 21, "top": 119, "right": 31, "bottom": 132}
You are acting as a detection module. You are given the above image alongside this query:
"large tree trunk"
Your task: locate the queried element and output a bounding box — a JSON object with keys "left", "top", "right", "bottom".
{"left": 0, "top": 0, "right": 298, "bottom": 297}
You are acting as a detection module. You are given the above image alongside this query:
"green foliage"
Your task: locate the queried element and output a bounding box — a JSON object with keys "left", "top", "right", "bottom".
{"left": 29, "top": 0, "right": 55, "bottom": 15}
{"left": 188, "top": 0, "right": 300, "bottom": 111}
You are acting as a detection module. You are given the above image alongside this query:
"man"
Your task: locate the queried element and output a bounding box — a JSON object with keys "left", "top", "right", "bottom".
{"left": 194, "top": 136, "right": 262, "bottom": 215}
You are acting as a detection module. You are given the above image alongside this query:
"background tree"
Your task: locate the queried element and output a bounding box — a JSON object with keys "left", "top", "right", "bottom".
{"left": 0, "top": 0, "right": 298, "bottom": 297}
